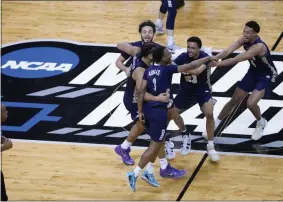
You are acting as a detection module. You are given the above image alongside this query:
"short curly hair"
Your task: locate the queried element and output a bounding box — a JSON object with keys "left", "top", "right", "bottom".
{"left": 138, "top": 20, "right": 156, "bottom": 34}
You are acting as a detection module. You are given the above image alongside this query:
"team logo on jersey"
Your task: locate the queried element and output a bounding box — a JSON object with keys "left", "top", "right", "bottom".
{"left": 1, "top": 39, "right": 283, "bottom": 156}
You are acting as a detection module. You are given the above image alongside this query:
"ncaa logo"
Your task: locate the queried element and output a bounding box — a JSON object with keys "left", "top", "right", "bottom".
{"left": 1, "top": 47, "right": 80, "bottom": 79}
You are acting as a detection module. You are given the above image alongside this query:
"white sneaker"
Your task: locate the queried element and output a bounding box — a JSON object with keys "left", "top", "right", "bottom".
{"left": 251, "top": 118, "right": 267, "bottom": 141}
{"left": 180, "top": 135, "right": 191, "bottom": 155}
{"left": 207, "top": 144, "right": 220, "bottom": 162}
{"left": 165, "top": 139, "right": 176, "bottom": 160}
{"left": 166, "top": 43, "right": 181, "bottom": 53}
{"left": 155, "top": 23, "right": 165, "bottom": 35}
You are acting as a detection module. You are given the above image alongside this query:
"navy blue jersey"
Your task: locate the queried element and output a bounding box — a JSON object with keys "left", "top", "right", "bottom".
{"left": 243, "top": 36, "right": 277, "bottom": 82}
{"left": 124, "top": 54, "right": 148, "bottom": 104}
{"left": 143, "top": 64, "right": 178, "bottom": 108}
{"left": 174, "top": 51, "right": 211, "bottom": 90}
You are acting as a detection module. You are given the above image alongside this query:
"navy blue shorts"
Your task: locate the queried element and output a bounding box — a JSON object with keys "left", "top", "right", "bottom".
{"left": 124, "top": 99, "right": 139, "bottom": 121}
{"left": 144, "top": 105, "right": 168, "bottom": 142}
{"left": 237, "top": 70, "right": 273, "bottom": 97}
{"left": 174, "top": 85, "right": 212, "bottom": 109}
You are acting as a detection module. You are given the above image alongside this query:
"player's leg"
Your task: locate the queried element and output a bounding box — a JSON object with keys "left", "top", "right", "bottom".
{"left": 218, "top": 87, "right": 248, "bottom": 121}
{"left": 152, "top": 137, "right": 186, "bottom": 179}
{"left": 142, "top": 108, "right": 186, "bottom": 186}
{"left": 169, "top": 91, "right": 193, "bottom": 156}
{"left": 115, "top": 105, "right": 144, "bottom": 165}
{"left": 247, "top": 89, "right": 264, "bottom": 121}
{"left": 165, "top": 0, "right": 178, "bottom": 51}
{"left": 248, "top": 89, "right": 266, "bottom": 140}
{"left": 217, "top": 71, "right": 254, "bottom": 123}
{"left": 126, "top": 139, "right": 163, "bottom": 192}
{"left": 155, "top": 0, "right": 167, "bottom": 35}
{"left": 126, "top": 107, "right": 167, "bottom": 191}
{"left": 202, "top": 87, "right": 248, "bottom": 138}
{"left": 168, "top": 106, "right": 191, "bottom": 156}
{"left": 201, "top": 98, "right": 220, "bottom": 162}
{"left": 248, "top": 76, "right": 272, "bottom": 140}
{"left": 202, "top": 72, "right": 253, "bottom": 138}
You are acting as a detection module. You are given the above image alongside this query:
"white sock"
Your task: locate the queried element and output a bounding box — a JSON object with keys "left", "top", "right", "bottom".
{"left": 121, "top": 140, "right": 132, "bottom": 150}
{"left": 167, "top": 36, "right": 175, "bottom": 46}
{"left": 155, "top": 18, "right": 163, "bottom": 27}
{"left": 134, "top": 166, "right": 142, "bottom": 177}
{"left": 208, "top": 140, "right": 214, "bottom": 147}
{"left": 215, "top": 118, "right": 222, "bottom": 128}
{"left": 257, "top": 117, "right": 265, "bottom": 125}
{"left": 159, "top": 158, "right": 168, "bottom": 170}
{"left": 146, "top": 162, "right": 154, "bottom": 174}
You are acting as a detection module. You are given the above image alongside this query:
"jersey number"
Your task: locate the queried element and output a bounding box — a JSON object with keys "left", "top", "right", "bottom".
{"left": 153, "top": 78, "right": 157, "bottom": 91}
{"left": 185, "top": 75, "right": 197, "bottom": 84}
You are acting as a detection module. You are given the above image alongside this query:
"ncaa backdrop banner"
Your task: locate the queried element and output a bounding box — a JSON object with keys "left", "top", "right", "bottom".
{"left": 1, "top": 40, "right": 283, "bottom": 156}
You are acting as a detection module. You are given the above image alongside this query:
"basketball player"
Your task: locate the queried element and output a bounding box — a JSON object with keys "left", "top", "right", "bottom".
{"left": 166, "top": 36, "right": 219, "bottom": 162}
{"left": 126, "top": 46, "right": 212, "bottom": 192}
{"left": 116, "top": 20, "right": 156, "bottom": 77}
{"left": 115, "top": 43, "right": 187, "bottom": 186}
{"left": 1, "top": 104, "right": 12, "bottom": 201}
{"left": 155, "top": 0, "right": 179, "bottom": 52}
{"left": 116, "top": 41, "right": 189, "bottom": 161}
{"left": 206, "top": 21, "right": 277, "bottom": 141}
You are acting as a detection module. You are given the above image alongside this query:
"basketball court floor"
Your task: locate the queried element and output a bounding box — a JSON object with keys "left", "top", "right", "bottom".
{"left": 1, "top": 1, "right": 283, "bottom": 200}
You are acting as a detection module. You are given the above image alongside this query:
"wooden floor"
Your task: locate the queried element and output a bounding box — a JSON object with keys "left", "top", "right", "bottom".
{"left": 1, "top": 1, "right": 283, "bottom": 200}
{"left": 2, "top": 1, "right": 283, "bottom": 51}
{"left": 2, "top": 141, "right": 283, "bottom": 200}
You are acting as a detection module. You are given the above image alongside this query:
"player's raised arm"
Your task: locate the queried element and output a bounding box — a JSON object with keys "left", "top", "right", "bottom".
{"left": 178, "top": 56, "right": 211, "bottom": 73}
{"left": 117, "top": 43, "right": 141, "bottom": 57}
{"left": 214, "top": 37, "right": 244, "bottom": 60}
{"left": 115, "top": 54, "right": 130, "bottom": 75}
{"left": 212, "top": 43, "right": 265, "bottom": 68}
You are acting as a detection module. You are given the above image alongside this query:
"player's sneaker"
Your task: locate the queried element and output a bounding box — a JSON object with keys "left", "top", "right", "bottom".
{"left": 251, "top": 118, "right": 267, "bottom": 141}
{"left": 165, "top": 139, "right": 176, "bottom": 160}
{"left": 166, "top": 43, "right": 181, "bottom": 53}
{"left": 207, "top": 143, "right": 220, "bottom": 162}
{"left": 155, "top": 22, "right": 165, "bottom": 35}
{"left": 160, "top": 164, "right": 187, "bottom": 179}
{"left": 141, "top": 171, "right": 160, "bottom": 187}
{"left": 115, "top": 145, "right": 134, "bottom": 165}
{"left": 180, "top": 134, "right": 191, "bottom": 155}
{"left": 126, "top": 172, "right": 137, "bottom": 192}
